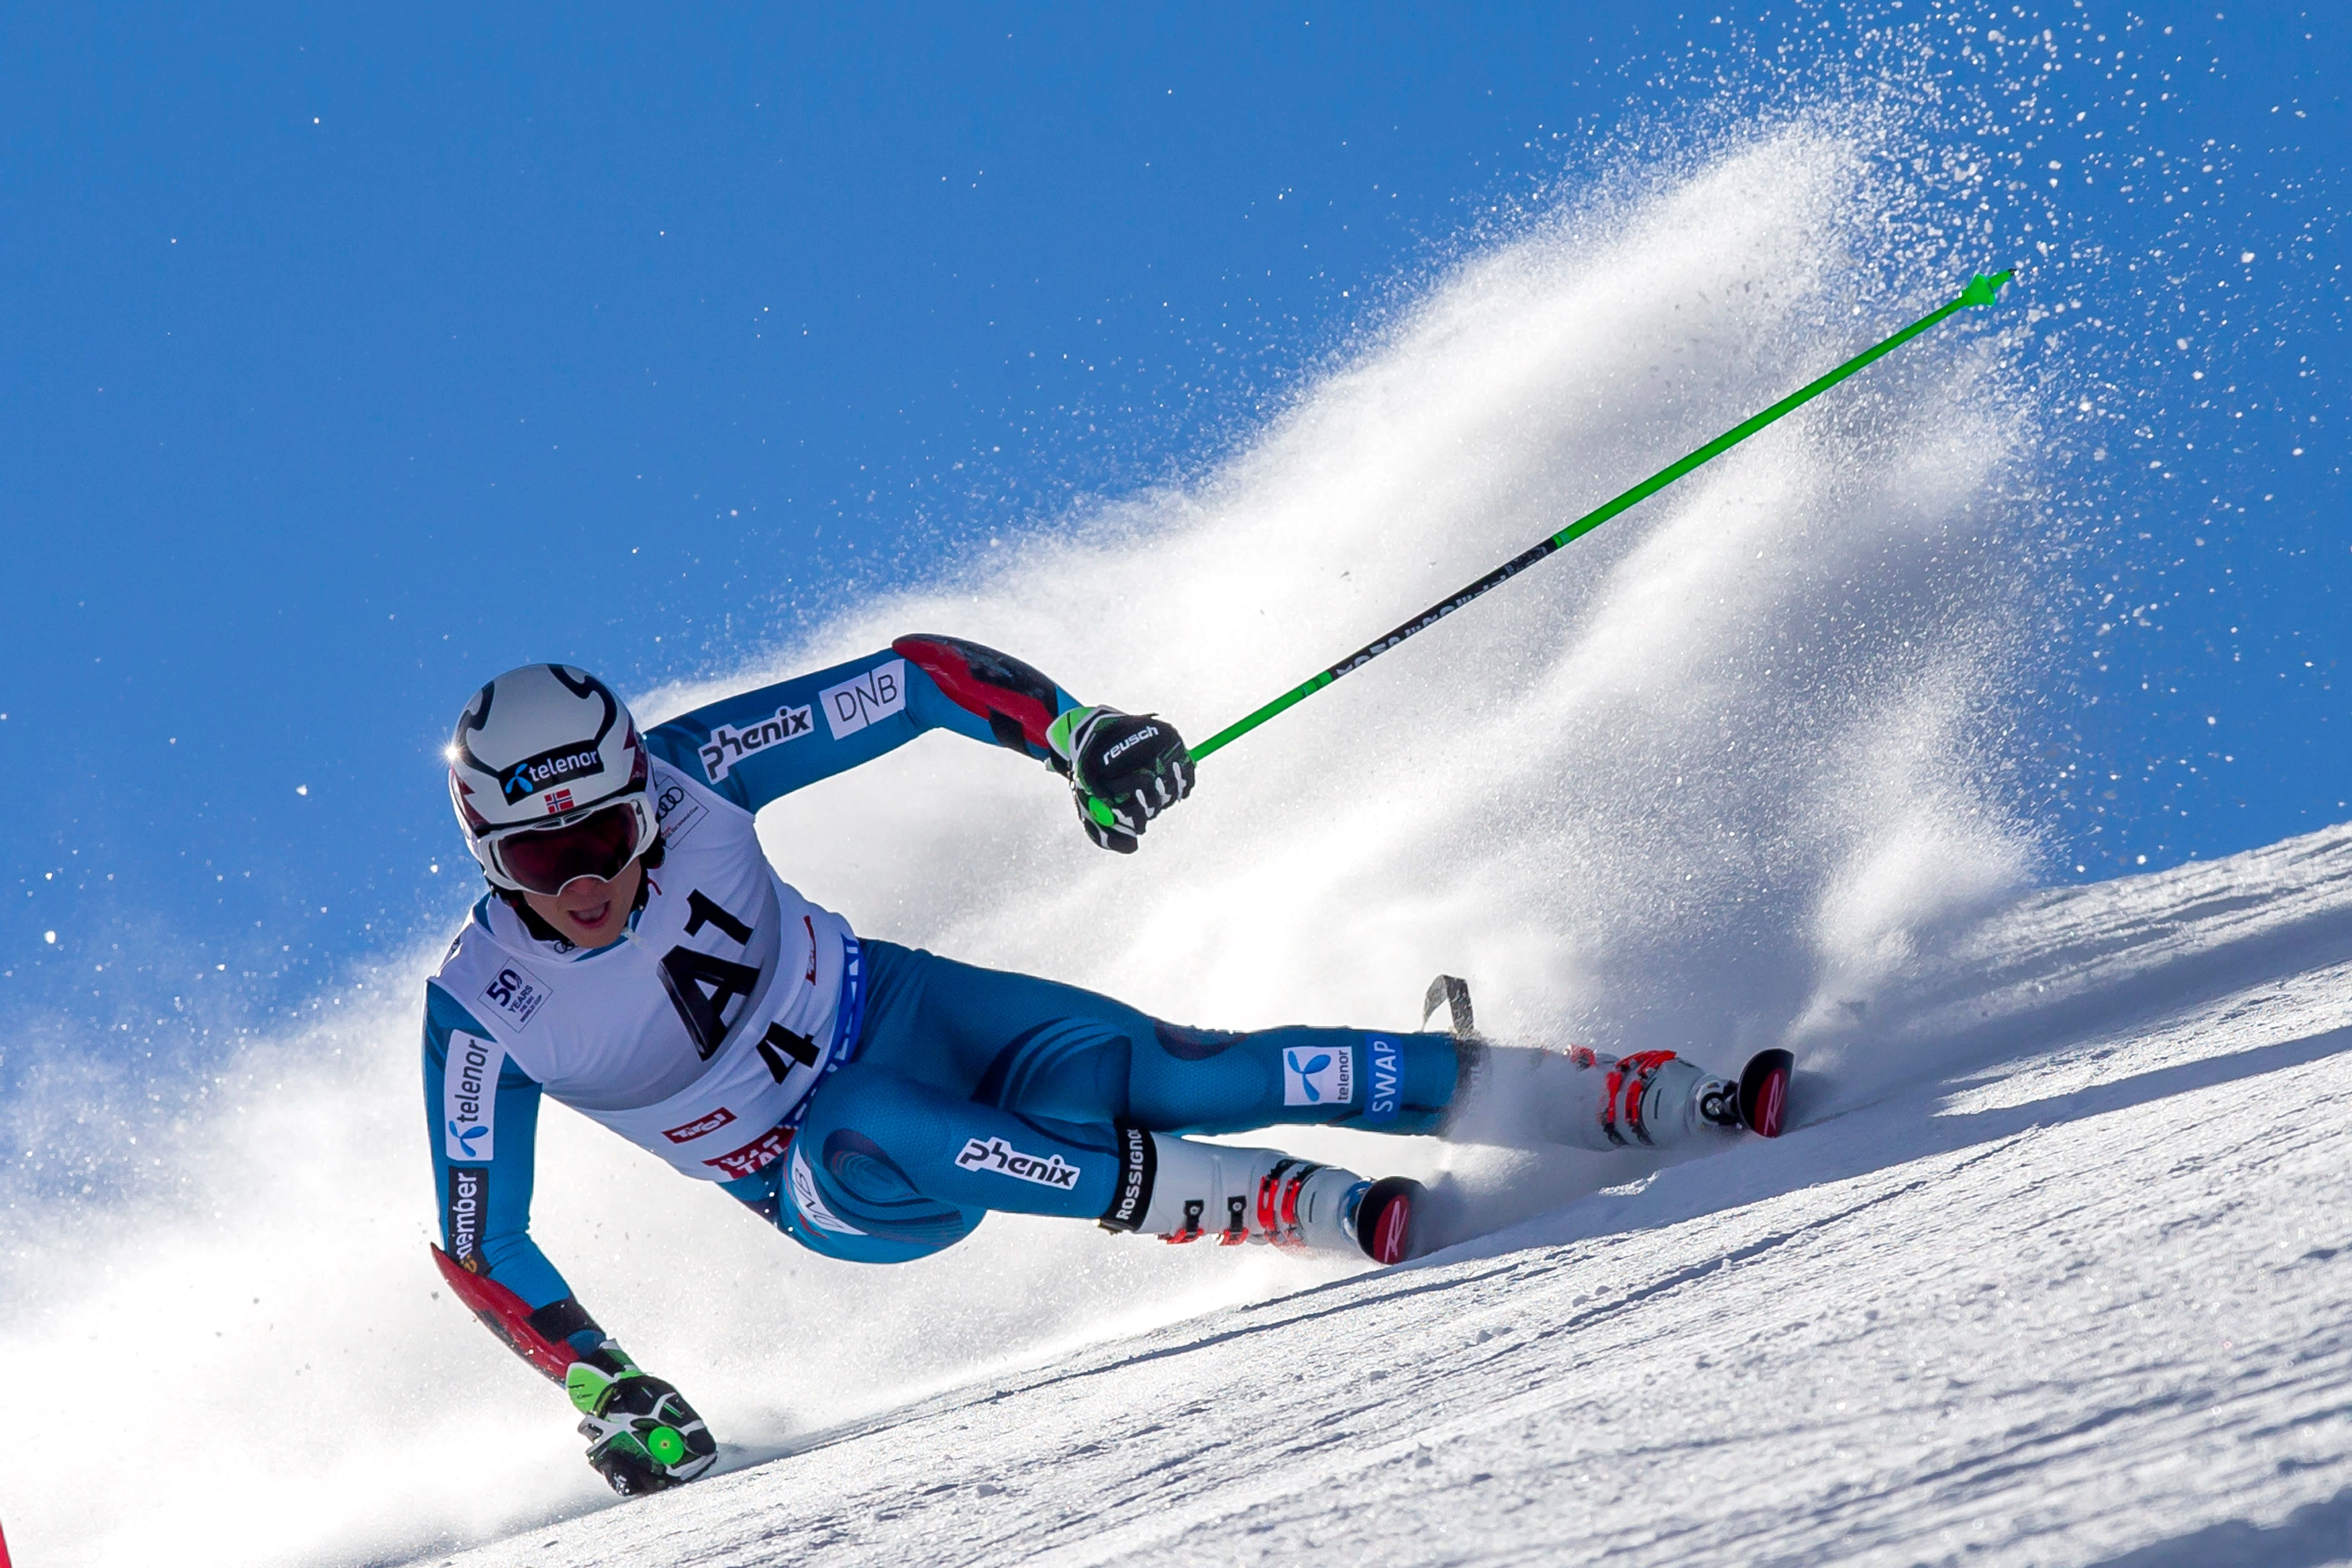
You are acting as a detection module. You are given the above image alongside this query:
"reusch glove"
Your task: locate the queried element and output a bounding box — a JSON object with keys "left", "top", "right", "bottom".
{"left": 566, "top": 1342, "right": 718, "bottom": 1495}
{"left": 1047, "top": 706, "right": 1195, "bottom": 853}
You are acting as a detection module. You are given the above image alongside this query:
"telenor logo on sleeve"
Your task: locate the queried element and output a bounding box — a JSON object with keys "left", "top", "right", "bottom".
{"left": 818, "top": 660, "right": 906, "bottom": 740}
{"left": 699, "top": 704, "right": 814, "bottom": 782}
{"left": 1282, "top": 1045, "right": 1354, "bottom": 1107}
{"left": 444, "top": 1032, "right": 506, "bottom": 1161}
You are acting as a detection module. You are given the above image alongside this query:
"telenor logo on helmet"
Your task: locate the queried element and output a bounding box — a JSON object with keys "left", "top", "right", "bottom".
{"left": 498, "top": 743, "right": 606, "bottom": 804}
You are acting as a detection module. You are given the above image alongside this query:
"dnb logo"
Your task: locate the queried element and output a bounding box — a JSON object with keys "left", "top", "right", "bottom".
{"left": 1364, "top": 1036, "right": 1403, "bottom": 1122}
{"left": 444, "top": 1166, "right": 490, "bottom": 1268}
{"left": 497, "top": 742, "right": 603, "bottom": 805}
{"left": 818, "top": 660, "right": 906, "bottom": 740}
{"left": 699, "top": 704, "right": 814, "bottom": 782}
{"left": 953, "top": 1135, "right": 1081, "bottom": 1190}
{"left": 1282, "top": 1045, "right": 1354, "bottom": 1107}
{"left": 443, "top": 1031, "right": 506, "bottom": 1161}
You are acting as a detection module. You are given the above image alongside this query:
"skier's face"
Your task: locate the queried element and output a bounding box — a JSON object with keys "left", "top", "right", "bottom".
{"left": 521, "top": 857, "right": 643, "bottom": 947}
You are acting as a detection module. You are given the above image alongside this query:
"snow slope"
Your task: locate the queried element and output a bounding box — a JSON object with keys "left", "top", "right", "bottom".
{"left": 436, "top": 824, "right": 2352, "bottom": 1568}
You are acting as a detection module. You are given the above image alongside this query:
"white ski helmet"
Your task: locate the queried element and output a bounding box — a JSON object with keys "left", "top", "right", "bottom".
{"left": 446, "top": 665, "right": 655, "bottom": 895}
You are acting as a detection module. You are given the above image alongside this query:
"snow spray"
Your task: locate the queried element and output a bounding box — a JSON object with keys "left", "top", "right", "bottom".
{"left": 0, "top": 115, "right": 2060, "bottom": 1568}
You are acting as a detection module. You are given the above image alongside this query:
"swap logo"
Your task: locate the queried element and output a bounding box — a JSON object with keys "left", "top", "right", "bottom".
{"left": 1364, "top": 1036, "right": 1402, "bottom": 1121}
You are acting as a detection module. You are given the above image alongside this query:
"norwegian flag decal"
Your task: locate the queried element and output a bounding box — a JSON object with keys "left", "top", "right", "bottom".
{"left": 545, "top": 788, "right": 574, "bottom": 814}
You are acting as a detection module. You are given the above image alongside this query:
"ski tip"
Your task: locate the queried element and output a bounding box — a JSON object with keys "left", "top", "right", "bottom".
{"left": 1357, "top": 1176, "right": 1424, "bottom": 1265}
{"left": 1739, "top": 1049, "right": 1795, "bottom": 1139}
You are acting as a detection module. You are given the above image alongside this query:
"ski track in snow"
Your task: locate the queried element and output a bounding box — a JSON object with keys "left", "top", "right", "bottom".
{"left": 434, "top": 825, "right": 2352, "bottom": 1568}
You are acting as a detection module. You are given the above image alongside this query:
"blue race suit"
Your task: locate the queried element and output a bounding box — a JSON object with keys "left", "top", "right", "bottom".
{"left": 421, "top": 637, "right": 1463, "bottom": 1356}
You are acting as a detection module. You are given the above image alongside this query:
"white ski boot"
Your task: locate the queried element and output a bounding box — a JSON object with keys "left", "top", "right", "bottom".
{"left": 1100, "top": 1128, "right": 1423, "bottom": 1264}
{"left": 1426, "top": 976, "right": 1791, "bottom": 1150}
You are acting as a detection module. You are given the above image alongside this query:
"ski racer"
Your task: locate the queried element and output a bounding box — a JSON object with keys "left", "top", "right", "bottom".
{"left": 422, "top": 639, "right": 1792, "bottom": 1493}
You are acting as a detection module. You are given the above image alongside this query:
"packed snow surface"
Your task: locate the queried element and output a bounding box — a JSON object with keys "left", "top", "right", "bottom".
{"left": 440, "top": 825, "right": 2352, "bottom": 1568}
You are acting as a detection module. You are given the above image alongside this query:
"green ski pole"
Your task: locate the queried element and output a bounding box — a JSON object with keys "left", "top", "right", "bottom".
{"left": 1184, "top": 270, "right": 2013, "bottom": 765}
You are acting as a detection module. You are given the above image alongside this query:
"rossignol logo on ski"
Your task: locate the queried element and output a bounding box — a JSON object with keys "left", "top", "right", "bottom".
{"left": 479, "top": 963, "right": 549, "bottom": 1028}
{"left": 1364, "top": 1036, "right": 1402, "bottom": 1121}
{"left": 698, "top": 704, "right": 814, "bottom": 782}
{"left": 444, "top": 1032, "right": 505, "bottom": 1161}
{"left": 1282, "top": 1045, "right": 1354, "bottom": 1107}
{"left": 954, "top": 1135, "right": 1082, "bottom": 1190}
{"left": 818, "top": 660, "right": 906, "bottom": 740}
{"left": 497, "top": 742, "right": 603, "bottom": 804}
{"left": 1101, "top": 1124, "right": 1155, "bottom": 1230}
{"left": 445, "top": 1166, "right": 489, "bottom": 1265}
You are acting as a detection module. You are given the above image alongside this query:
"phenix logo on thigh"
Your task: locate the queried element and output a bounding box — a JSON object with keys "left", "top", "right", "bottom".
{"left": 954, "top": 1136, "right": 1082, "bottom": 1190}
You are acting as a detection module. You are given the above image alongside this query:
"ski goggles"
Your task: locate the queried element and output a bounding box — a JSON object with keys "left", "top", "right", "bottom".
{"left": 479, "top": 792, "right": 656, "bottom": 896}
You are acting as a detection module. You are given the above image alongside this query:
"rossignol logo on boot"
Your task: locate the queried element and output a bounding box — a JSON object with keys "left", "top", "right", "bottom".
{"left": 444, "top": 1032, "right": 506, "bottom": 1161}
{"left": 1101, "top": 1125, "right": 1155, "bottom": 1230}
{"left": 479, "top": 962, "right": 549, "bottom": 1029}
{"left": 818, "top": 660, "right": 906, "bottom": 740}
{"left": 698, "top": 704, "right": 814, "bottom": 782}
{"left": 1364, "top": 1036, "right": 1402, "bottom": 1122}
{"left": 445, "top": 1166, "right": 489, "bottom": 1265}
{"left": 497, "top": 743, "right": 604, "bottom": 804}
{"left": 954, "top": 1135, "right": 1082, "bottom": 1190}
{"left": 1283, "top": 1045, "right": 1354, "bottom": 1107}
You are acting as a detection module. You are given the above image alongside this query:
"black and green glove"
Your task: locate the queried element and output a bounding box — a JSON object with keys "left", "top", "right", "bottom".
{"left": 566, "top": 1342, "right": 718, "bottom": 1495}
{"left": 1048, "top": 706, "right": 1195, "bottom": 853}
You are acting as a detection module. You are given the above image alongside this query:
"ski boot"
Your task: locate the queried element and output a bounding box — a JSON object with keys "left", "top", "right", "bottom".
{"left": 1102, "top": 1129, "right": 1424, "bottom": 1265}
{"left": 1427, "top": 975, "right": 1792, "bottom": 1148}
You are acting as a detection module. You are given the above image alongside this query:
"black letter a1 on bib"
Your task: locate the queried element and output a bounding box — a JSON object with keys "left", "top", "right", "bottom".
{"left": 659, "top": 947, "right": 762, "bottom": 1060}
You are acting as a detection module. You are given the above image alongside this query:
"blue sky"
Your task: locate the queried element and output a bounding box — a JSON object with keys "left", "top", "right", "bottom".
{"left": 2, "top": 2, "right": 2342, "bottom": 1034}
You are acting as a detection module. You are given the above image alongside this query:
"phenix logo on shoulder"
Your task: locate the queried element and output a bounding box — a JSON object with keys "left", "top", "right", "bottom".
{"left": 497, "top": 743, "right": 604, "bottom": 804}
{"left": 700, "top": 704, "right": 814, "bottom": 782}
{"left": 954, "top": 1135, "right": 1082, "bottom": 1190}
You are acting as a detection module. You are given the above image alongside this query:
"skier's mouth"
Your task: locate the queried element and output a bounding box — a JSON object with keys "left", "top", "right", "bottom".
{"left": 565, "top": 897, "right": 616, "bottom": 931}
